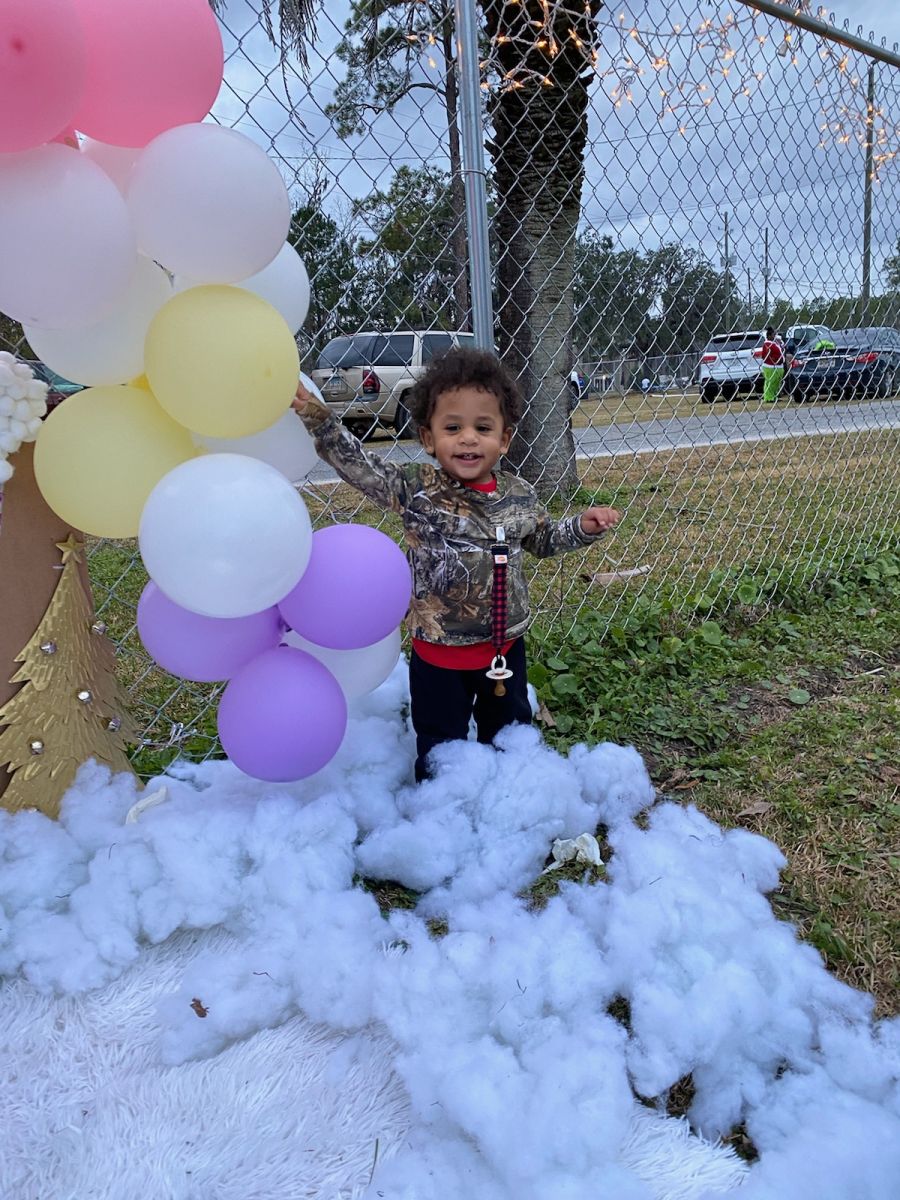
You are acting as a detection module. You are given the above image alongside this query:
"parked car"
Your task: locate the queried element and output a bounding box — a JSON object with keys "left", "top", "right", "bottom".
{"left": 698, "top": 330, "right": 764, "bottom": 402}
{"left": 569, "top": 369, "right": 587, "bottom": 408}
{"left": 698, "top": 325, "right": 837, "bottom": 403}
{"left": 783, "top": 324, "right": 837, "bottom": 357}
{"left": 310, "top": 330, "right": 476, "bottom": 437}
{"left": 785, "top": 326, "right": 900, "bottom": 403}
{"left": 25, "top": 361, "right": 83, "bottom": 405}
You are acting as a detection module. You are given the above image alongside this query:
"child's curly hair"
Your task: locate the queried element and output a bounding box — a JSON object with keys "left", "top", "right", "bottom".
{"left": 408, "top": 346, "right": 523, "bottom": 429}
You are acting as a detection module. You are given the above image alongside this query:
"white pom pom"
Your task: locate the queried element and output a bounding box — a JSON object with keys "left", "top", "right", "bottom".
{"left": 13, "top": 399, "right": 31, "bottom": 421}
{"left": 0, "top": 365, "right": 15, "bottom": 389}
{"left": 12, "top": 362, "right": 33, "bottom": 381}
{"left": 9, "top": 418, "right": 27, "bottom": 439}
{"left": 0, "top": 431, "right": 20, "bottom": 454}
{"left": 26, "top": 379, "right": 49, "bottom": 403}
{"left": 0, "top": 351, "right": 15, "bottom": 367}
{"left": 25, "top": 416, "right": 43, "bottom": 438}
{"left": 0, "top": 458, "right": 14, "bottom": 483}
{"left": 8, "top": 382, "right": 26, "bottom": 401}
{"left": 0, "top": 396, "right": 14, "bottom": 417}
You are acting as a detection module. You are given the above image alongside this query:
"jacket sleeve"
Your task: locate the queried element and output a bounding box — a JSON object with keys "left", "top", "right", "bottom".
{"left": 521, "top": 505, "right": 607, "bottom": 559}
{"left": 299, "top": 406, "right": 410, "bottom": 514}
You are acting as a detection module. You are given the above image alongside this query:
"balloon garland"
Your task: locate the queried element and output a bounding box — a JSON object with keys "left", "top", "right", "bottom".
{"left": 0, "top": 355, "right": 48, "bottom": 485}
{"left": 0, "top": 0, "right": 412, "bottom": 791}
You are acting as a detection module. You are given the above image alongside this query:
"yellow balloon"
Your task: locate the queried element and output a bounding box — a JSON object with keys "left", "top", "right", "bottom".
{"left": 143, "top": 285, "right": 300, "bottom": 438}
{"left": 34, "top": 385, "right": 196, "bottom": 538}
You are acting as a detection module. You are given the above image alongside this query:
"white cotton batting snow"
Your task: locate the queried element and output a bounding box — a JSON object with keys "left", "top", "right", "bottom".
{"left": 1, "top": 660, "right": 898, "bottom": 1200}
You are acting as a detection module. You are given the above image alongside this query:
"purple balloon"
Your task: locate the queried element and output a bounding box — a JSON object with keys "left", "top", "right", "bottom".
{"left": 137, "top": 581, "right": 282, "bottom": 682}
{"left": 278, "top": 524, "right": 411, "bottom": 650}
{"left": 217, "top": 646, "right": 347, "bottom": 781}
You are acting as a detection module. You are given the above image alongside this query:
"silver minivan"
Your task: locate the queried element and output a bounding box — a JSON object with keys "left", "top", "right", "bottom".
{"left": 310, "top": 330, "right": 476, "bottom": 438}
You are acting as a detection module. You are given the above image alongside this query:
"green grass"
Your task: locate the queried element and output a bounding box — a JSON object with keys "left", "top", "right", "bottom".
{"left": 88, "top": 541, "right": 220, "bottom": 777}
{"left": 527, "top": 547, "right": 900, "bottom": 1014}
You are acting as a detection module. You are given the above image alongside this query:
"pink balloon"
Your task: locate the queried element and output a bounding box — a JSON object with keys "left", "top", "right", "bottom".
{"left": 217, "top": 647, "right": 348, "bottom": 782}
{"left": 278, "top": 525, "right": 412, "bottom": 651}
{"left": 137, "top": 582, "right": 283, "bottom": 683}
{"left": 0, "top": 0, "right": 85, "bottom": 153}
{"left": 71, "top": 0, "right": 224, "bottom": 147}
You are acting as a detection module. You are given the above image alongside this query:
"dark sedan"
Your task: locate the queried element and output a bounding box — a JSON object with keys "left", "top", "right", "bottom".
{"left": 786, "top": 327, "right": 900, "bottom": 403}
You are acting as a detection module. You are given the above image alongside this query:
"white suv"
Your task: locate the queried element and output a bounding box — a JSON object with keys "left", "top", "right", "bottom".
{"left": 698, "top": 330, "right": 765, "bottom": 403}
{"left": 698, "top": 325, "right": 837, "bottom": 403}
{"left": 310, "top": 330, "right": 476, "bottom": 438}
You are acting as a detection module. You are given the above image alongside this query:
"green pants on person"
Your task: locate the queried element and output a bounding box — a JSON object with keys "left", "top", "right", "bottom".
{"left": 761, "top": 365, "right": 784, "bottom": 403}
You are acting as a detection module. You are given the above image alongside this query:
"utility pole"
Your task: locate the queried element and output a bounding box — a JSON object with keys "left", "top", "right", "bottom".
{"left": 746, "top": 267, "right": 752, "bottom": 319}
{"left": 763, "top": 227, "right": 770, "bottom": 316}
{"left": 861, "top": 62, "right": 876, "bottom": 325}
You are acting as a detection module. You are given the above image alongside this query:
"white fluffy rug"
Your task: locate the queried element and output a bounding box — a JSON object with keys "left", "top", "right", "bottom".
{"left": 2, "top": 927, "right": 747, "bottom": 1200}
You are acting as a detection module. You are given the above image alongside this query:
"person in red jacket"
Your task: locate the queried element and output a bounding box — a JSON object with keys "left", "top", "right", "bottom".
{"left": 760, "top": 326, "right": 785, "bottom": 404}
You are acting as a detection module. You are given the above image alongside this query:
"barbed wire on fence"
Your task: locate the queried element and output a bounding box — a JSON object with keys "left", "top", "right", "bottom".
{"left": 1, "top": 0, "right": 898, "bottom": 765}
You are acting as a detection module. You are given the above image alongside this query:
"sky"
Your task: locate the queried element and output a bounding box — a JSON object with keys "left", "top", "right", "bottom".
{"left": 3, "top": 661, "right": 900, "bottom": 1197}
{"left": 210, "top": 0, "right": 900, "bottom": 322}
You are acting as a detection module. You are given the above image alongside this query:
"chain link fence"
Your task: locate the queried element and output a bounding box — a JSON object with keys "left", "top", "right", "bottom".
{"left": 2, "top": 0, "right": 899, "bottom": 764}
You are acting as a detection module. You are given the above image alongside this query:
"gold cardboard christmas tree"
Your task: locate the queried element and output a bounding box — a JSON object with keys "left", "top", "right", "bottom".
{"left": 0, "top": 533, "right": 137, "bottom": 819}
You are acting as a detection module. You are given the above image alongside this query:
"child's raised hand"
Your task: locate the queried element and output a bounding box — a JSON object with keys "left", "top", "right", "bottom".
{"left": 291, "top": 380, "right": 325, "bottom": 416}
{"left": 579, "top": 506, "right": 621, "bottom": 535}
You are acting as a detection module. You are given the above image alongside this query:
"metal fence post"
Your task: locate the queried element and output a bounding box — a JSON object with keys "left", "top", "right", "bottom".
{"left": 454, "top": 0, "right": 494, "bottom": 349}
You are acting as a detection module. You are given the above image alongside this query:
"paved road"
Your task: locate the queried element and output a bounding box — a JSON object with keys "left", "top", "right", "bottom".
{"left": 304, "top": 398, "right": 900, "bottom": 485}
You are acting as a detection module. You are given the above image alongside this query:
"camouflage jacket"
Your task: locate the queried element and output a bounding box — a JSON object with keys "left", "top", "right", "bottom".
{"left": 301, "top": 409, "right": 606, "bottom": 646}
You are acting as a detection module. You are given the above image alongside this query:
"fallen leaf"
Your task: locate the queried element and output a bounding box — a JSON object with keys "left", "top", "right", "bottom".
{"left": 190, "top": 998, "right": 209, "bottom": 1018}
{"left": 738, "top": 800, "right": 773, "bottom": 819}
{"left": 662, "top": 767, "right": 689, "bottom": 787}
{"left": 535, "top": 702, "right": 557, "bottom": 728}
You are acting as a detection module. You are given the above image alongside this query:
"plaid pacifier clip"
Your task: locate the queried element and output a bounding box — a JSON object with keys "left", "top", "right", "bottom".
{"left": 487, "top": 525, "right": 513, "bottom": 697}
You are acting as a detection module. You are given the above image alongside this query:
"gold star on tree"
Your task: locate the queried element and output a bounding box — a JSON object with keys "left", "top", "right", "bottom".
{"left": 55, "top": 533, "right": 84, "bottom": 564}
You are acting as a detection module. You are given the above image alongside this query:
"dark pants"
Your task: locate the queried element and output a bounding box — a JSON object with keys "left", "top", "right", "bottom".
{"left": 409, "top": 638, "right": 533, "bottom": 782}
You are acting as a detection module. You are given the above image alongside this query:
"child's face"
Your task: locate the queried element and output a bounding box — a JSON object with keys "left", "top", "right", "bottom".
{"left": 419, "top": 386, "right": 512, "bottom": 485}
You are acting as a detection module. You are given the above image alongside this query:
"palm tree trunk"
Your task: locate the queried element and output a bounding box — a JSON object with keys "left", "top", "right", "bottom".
{"left": 482, "top": 0, "right": 602, "bottom": 497}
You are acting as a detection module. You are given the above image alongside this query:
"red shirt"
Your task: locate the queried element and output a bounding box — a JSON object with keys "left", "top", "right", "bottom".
{"left": 760, "top": 339, "right": 784, "bottom": 366}
{"left": 411, "top": 476, "right": 515, "bottom": 670}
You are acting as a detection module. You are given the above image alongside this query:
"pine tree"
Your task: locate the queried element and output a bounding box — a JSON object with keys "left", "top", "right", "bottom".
{"left": 0, "top": 533, "right": 136, "bottom": 819}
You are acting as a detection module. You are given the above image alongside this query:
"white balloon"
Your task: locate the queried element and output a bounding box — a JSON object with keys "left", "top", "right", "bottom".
{"left": 0, "top": 143, "right": 137, "bottom": 329}
{"left": 175, "top": 243, "right": 311, "bottom": 334}
{"left": 80, "top": 138, "right": 140, "bottom": 196}
{"left": 193, "top": 409, "right": 318, "bottom": 484}
{"left": 127, "top": 124, "right": 291, "bottom": 282}
{"left": 283, "top": 628, "right": 403, "bottom": 701}
{"left": 24, "top": 257, "right": 172, "bottom": 386}
{"left": 235, "top": 243, "right": 310, "bottom": 334}
{"left": 139, "top": 453, "right": 312, "bottom": 618}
